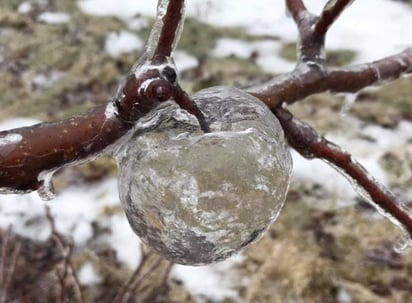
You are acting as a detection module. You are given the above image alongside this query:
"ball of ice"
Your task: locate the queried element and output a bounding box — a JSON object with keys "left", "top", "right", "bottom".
{"left": 116, "top": 86, "right": 292, "bottom": 265}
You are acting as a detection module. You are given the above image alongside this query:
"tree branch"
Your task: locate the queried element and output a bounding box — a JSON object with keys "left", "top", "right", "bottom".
{"left": 286, "top": 0, "right": 308, "bottom": 25}
{"left": 0, "top": 105, "right": 129, "bottom": 192}
{"left": 0, "top": 0, "right": 209, "bottom": 193}
{"left": 249, "top": 48, "right": 412, "bottom": 107}
{"left": 274, "top": 107, "right": 412, "bottom": 240}
{"left": 152, "top": 0, "right": 185, "bottom": 59}
{"left": 314, "top": 0, "right": 354, "bottom": 38}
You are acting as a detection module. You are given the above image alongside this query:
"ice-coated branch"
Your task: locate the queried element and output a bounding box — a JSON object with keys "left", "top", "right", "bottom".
{"left": 0, "top": 105, "right": 129, "bottom": 193}
{"left": 151, "top": 0, "right": 186, "bottom": 59}
{"left": 0, "top": 0, "right": 209, "bottom": 193}
{"left": 314, "top": 0, "right": 354, "bottom": 37}
{"left": 273, "top": 107, "right": 412, "bottom": 247}
{"left": 250, "top": 0, "right": 410, "bottom": 105}
{"left": 286, "top": 0, "right": 308, "bottom": 24}
{"left": 249, "top": 49, "right": 412, "bottom": 108}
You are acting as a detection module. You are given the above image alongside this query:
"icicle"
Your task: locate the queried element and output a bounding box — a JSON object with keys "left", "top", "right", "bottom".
{"left": 339, "top": 92, "right": 358, "bottom": 117}
{"left": 37, "top": 170, "right": 56, "bottom": 201}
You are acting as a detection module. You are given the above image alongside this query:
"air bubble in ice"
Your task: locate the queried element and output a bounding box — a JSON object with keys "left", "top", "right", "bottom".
{"left": 116, "top": 86, "right": 292, "bottom": 265}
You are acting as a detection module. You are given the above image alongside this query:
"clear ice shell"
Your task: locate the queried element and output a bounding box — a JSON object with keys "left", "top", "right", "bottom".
{"left": 325, "top": 155, "right": 412, "bottom": 253}
{"left": 116, "top": 87, "right": 292, "bottom": 265}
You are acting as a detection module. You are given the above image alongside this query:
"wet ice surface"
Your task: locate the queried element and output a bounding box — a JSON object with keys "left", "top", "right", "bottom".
{"left": 116, "top": 86, "right": 292, "bottom": 265}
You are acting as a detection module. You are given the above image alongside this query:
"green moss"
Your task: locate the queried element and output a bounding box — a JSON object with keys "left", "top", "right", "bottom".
{"left": 373, "top": 77, "right": 412, "bottom": 113}
{"left": 178, "top": 17, "right": 251, "bottom": 58}
{"left": 350, "top": 77, "right": 412, "bottom": 125}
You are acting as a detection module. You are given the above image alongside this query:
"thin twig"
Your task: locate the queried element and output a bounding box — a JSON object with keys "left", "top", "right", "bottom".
{"left": 113, "top": 244, "right": 148, "bottom": 303}
{"left": 130, "top": 257, "right": 164, "bottom": 295}
{"left": 45, "top": 206, "right": 85, "bottom": 303}
{"left": 249, "top": 48, "right": 412, "bottom": 107}
{"left": 273, "top": 107, "right": 412, "bottom": 238}
{"left": 286, "top": 0, "right": 308, "bottom": 24}
{"left": 153, "top": 0, "right": 185, "bottom": 59}
{"left": 0, "top": 226, "right": 21, "bottom": 303}
{"left": 314, "top": 0, "right": 354, "bottom": 37}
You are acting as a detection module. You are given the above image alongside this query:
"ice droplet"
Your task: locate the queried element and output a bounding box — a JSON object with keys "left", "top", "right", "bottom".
{"left": 37, "top": 171, "right": 56, "bottom": 201}
{"left": 115, "top": 86, "right": 293, "bottom": 265}
{"left": 394, "top": 233, "right": 412, "bottom": 253}
{"left": 339, "top": 92, "right": 358, "bottom": 117}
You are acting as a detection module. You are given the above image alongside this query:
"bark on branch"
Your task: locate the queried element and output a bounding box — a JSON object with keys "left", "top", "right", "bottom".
{"left": 0, "top": 0, "right": 208, "bottom": 192}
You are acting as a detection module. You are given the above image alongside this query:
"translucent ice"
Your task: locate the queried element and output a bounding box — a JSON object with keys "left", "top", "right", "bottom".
{"left": 116, "top": 87, "right": 292, "bottom": 265}
{"left": 37, "top": 170, "right": 56, "bottom": 201}
{"left": 145, "top": 0, "right": 185, "bottom": 58}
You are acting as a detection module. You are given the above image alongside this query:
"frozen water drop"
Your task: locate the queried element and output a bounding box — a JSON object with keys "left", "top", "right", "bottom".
{"left": 339, "top": 93, "right": 358, "bottom": 117}
{"left": 394, "top": 233, "right": 412, "bottom": 253}
{"left": 37, "top": 171, "right": 56, "bottom": 201}
{"left": 116, "top": 86, "right": 292, "bottom": 265}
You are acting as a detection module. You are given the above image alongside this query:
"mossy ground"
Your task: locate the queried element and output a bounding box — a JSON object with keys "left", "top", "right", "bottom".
{"left": 1, "top": 1, "right": 412, "bottom": 302}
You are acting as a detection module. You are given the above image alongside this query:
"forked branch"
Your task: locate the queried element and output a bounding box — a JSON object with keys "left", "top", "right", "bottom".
{"left": 274, "top": 108, "right": 412, "bottom": 240}
{"left": 0, "top": 0, "right": 207, "bottom": 193}
{"left": 258, "top": 0, "right": 412, "bottom": 245}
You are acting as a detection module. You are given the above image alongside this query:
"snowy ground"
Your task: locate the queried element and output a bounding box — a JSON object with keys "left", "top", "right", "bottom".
{"left": 2, "top": 0, "right": 412, "bottom": 302}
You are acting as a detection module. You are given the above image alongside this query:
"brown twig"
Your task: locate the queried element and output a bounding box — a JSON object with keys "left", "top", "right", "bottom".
{"left": 0, "top": 226, "right": 21, "bottom": 303}
{"left": 314, "top": 0, "right": 354, "bottom": 38}
{"left": 152, "top": 0, "right": 185, "bottom": 58}
{"left": 286, "top": 0, "right": 308, "bottom": 24}
{"left": 254, "top": 0, "right": 412, "bottom": 251}
{"left": 274, "top": 107, "right": 412, "bottom": 238}
{"left": 249, "top": 48, "right": 412, "bottom": 107}
{"left": 113, "top": 244, "right": 148, "bottom": 303}
{"left": 0, "top": 0, "right": 208, "bottom": 193}
{"left": 45, "top": 206, "right": 85, "bottom": 303}
{"left": 0, "top": 105, "right": 129, "bottom": 192}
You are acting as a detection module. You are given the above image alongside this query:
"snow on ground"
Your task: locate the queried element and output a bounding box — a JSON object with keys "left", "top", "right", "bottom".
{"left": 104, "top": 31, "right": 144, "bottom": 57}
{"left": 213, "top": 38, "right": 295, "bottom": 73}
{"left": 172, "top": 254, "right": 244, "bottom": 302}
{"left": 37, "top": 12, "right": 71, "bottom": 24}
